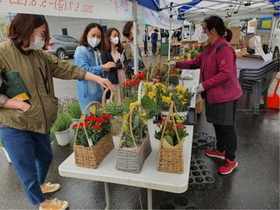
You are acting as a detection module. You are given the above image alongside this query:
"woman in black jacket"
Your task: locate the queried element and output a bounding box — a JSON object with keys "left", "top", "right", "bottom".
{"left": 101, "top": 28, "right": 126, "bottom": 102}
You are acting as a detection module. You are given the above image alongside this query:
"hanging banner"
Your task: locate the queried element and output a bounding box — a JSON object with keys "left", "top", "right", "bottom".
{"left": 0, "top": 0, "right": 182, "bottom": 29}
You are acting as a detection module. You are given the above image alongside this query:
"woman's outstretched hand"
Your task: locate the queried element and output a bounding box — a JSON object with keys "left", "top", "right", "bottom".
{"left": 96, "top": 77, "right": 114, "bottom": 92}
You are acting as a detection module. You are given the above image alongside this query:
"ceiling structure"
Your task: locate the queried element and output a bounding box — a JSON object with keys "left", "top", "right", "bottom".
{"left": 159, "top": 0, "right": 279, "bottom": 21}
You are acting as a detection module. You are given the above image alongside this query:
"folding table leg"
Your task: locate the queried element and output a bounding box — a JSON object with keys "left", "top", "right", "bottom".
{"left": 104, "top": 182, "right": 110, "bottom": 210}
{"left": 147, "top": 188, "right": 153, "bottom": 210}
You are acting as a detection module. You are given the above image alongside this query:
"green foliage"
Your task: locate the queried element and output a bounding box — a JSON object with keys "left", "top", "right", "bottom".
{"left": 105, "top": 102, "right": 125, "bottom": 117}
{"left": 51, "top": 111, "right": 72, "bottom": 132}
{"left": 155, "top": 113, "right": 188, "bottom": 146}
{"left": 141, "top": 95, "right": 161, "bottom": 119}
{"left": 65, "top": 99, "right": 82, "bottom": 119}
{"left": 121, "top": 102, "right": 148, "bottom": 148}
{"left": 187, "top": 49, "right": 200, "bottom": 59}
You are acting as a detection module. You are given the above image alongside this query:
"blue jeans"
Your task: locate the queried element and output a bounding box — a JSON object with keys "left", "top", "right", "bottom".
{"left": 1, "top": 128, "right": 53, "bottom": 206}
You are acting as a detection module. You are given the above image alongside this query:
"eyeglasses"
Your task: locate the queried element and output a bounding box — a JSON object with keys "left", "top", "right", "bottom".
{"left": 33, "top": 32, "right": 45, "bottom": 41}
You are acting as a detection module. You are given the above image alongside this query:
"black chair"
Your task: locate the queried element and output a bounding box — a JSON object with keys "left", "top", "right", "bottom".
{"left": 239, "top": 58, "right": 279, "bottom": 114}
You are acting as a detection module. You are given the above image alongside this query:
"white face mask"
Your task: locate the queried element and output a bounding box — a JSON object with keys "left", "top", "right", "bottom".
{"left": 29, "top": 35, "right": 45, "bottom": 50}
{"left": 87, "top": 37, "right": 101, "bottom": 48}
{"left": 201, "top": 33, "right": 209, "bottom": 42}
{"left": 111, "top": 37, "right": 119, "bottom": 45}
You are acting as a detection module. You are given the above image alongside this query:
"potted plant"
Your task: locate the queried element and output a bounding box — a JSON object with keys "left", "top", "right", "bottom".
{"left": 172, "top": 84, "right": 194, "bottom": 114}
{"left": 120, "top": 101, "right": 148, "bottom": 148}
{"left": 155, "top": 112, "right": 188, "bottom": 148}
{"left": 50, "top": 110, "right": 72, "bottom": 146}
{"left": 143, "top": 82, "right": 194, "bottom": 115}
{"left": 72, "top": 105, "right": 112, "bottom": 147}
{"left": 116, "top": 101, "right": 152, "bottom": 173}
{"left": 72, "top": 101, "right": 114, "bottom": 169}
{"left": 105, "top": 101, "right": 126, "bottom": 135}
{"left": 65, "top": 98, "right": 82, "bottom": 121}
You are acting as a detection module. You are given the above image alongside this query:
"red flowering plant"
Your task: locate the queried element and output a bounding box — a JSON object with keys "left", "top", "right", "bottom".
{"left": 152, "top": 62, "right": 181, "bottom": 86}
{"left": 192, "top": 42, "right": 209, "bottom": 53}
{"left": 154, "top": 113, "right": 188, "bottom": 146}
{"left": 72, "top": 106, "right": 111, "bottom": 147}
{"left": 121, "top": 72, "right": 147, "bottom": 102}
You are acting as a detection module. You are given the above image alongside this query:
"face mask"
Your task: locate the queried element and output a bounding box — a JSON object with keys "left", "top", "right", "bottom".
{"left": 111, "top": 37, "right": 119, "bottom": 45}
{"left": 201, "top": 33, "right": 208, "bottom": 42}
{"left": 29, "top": 35, "right": 45, "bottom": 50}
{"left": 87, "top": 37, "right": 101, "bottom": 48}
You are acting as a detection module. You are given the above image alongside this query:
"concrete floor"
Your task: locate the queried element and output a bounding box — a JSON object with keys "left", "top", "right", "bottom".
{"left": 0, "top": 54, "right": 279, "bottom": 210}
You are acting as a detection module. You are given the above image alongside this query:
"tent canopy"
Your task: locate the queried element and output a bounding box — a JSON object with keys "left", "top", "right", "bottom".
{"left": 161, "top": 0, "right": 279, "bottom": 21}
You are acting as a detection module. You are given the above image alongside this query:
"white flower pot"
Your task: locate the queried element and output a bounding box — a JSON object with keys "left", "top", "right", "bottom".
{"left": 177, "top": 111, "right": 188, "bottom": 116}
{"left": 161, "top": 111, "right": 169, "bottom": 116}
{"left": 55, "top": 128, "right": 71, "bottom": 146}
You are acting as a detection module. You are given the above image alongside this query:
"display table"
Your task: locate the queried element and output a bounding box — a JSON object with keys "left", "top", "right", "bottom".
{"left": 180, "top": 40, "right": 197, "bottom": 48}
{"left": 59, "top": 70, "right": 200, "bottom": 210}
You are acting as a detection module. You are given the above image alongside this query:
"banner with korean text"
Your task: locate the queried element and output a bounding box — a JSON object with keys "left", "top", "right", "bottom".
{"left": 0, "top": 0, "right": 182, "bottom": 29}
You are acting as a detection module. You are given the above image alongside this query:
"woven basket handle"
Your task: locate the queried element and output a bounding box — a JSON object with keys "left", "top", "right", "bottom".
{"left": 119, "top": 103, "right": 145, "bottom": 149}
{"left": 157, "top": 55, "right": 161, "bottom": 64}
{"left": 160, "top": 101, "right": 180, "bottom": 144}
{"left": 166, "top": 72, "right": 184, "bottom": 87}
{"left": 150, "top": 65, "right": 156, "bottom": 79}
{"left": 137, "top": 81, "right": 145, "bottom": 103}
{"left": 102, "top": 88, "right": 119, "bottom": 105}
{"left": 74, "top": 101, "right": 105, "bottom": 147}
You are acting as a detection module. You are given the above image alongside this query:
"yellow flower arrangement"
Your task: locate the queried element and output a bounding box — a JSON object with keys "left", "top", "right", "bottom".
{"left": 143, "top": 82, "right": 194, "bottom": 112}
{"left": 121, "top": 101, "right": 149, "bottom": 148}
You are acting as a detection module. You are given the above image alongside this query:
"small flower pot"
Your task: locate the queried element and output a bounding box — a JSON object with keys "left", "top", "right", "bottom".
{"left": 55, "top": 128, "right": 71, "bottom": 146}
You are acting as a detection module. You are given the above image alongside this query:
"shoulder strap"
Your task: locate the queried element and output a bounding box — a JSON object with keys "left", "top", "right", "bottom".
{"left": 216, "top": 43, "right": 228, "bottom": 53}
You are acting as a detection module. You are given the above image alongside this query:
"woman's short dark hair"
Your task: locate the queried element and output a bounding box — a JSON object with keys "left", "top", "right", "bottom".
{"left": 78, "top": 23, "right": 106, "bottom": 52}
{"left": 105, "top": 28, "right": 123, "bottom": 53}
{"left": 8, "top": 14, "right": 50, "bottom": 50}
{"left": 122, "top": 21, "right": 133, "bottom": 38}
{"left": 203, "top": 15, "right": 233, "bottom": 42}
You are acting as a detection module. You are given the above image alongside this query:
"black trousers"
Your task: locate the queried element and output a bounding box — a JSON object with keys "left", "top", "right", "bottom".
{"left": 214, "top": 124, "right": 237, "bottom": 161}
{"left": 144, "top": 41, "right": 148, "bottom": 54}
{"left": 152, "top": 42, "right": 157, "bottom": 54}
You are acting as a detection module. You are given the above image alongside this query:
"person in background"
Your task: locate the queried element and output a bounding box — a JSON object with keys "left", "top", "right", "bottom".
{"left": 169, "top": 15, "right": 242, "bottom": 175}
{"left": 122, "top": 21, "right": 145, "bottom": 79}
{"left": 240, "top": 26, "right": 247, "bottom": 38}
{"left": 74, "top": 23, "right": 116, "bottom": 112}
{"left": 101, "top": 28, "right": 126, "bottom": 102}
{"left": 142, "top": 29, "right": 150, "bottom": 55}
{"left": 0, "top": 14, "right": 113, "bottom": 210}
{"left": 151, "top": 28, "right": 159, "bottom": 55}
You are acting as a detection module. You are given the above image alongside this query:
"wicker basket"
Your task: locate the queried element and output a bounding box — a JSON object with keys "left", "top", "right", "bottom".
{"left": 74, "top": 101, "right": 114, "bottom": 169}
{"left": 116, "top": 102, "right": 152, "bottom": 173}
{"left": 157, "top": 102, "right": 184, "bottom": 174}
{"left": 166, "top": 72, "right": 184, "bottom": 87}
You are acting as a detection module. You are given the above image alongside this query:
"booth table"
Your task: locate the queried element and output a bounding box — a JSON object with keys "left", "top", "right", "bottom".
{"left": 58, "top": 70, "right": 200, "bottom": 209}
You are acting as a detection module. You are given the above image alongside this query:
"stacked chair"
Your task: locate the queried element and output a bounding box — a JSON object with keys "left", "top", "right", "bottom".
{"left": 239, "top": 58, "right": 280, "bottom": 115}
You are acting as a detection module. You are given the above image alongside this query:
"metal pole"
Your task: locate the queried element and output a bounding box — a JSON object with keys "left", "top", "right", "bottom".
{"left": 132, "top": 0, "right": 139, "bottom": 75}
{"left": 168, "top": 16, "right": 172, "bottom": 60}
